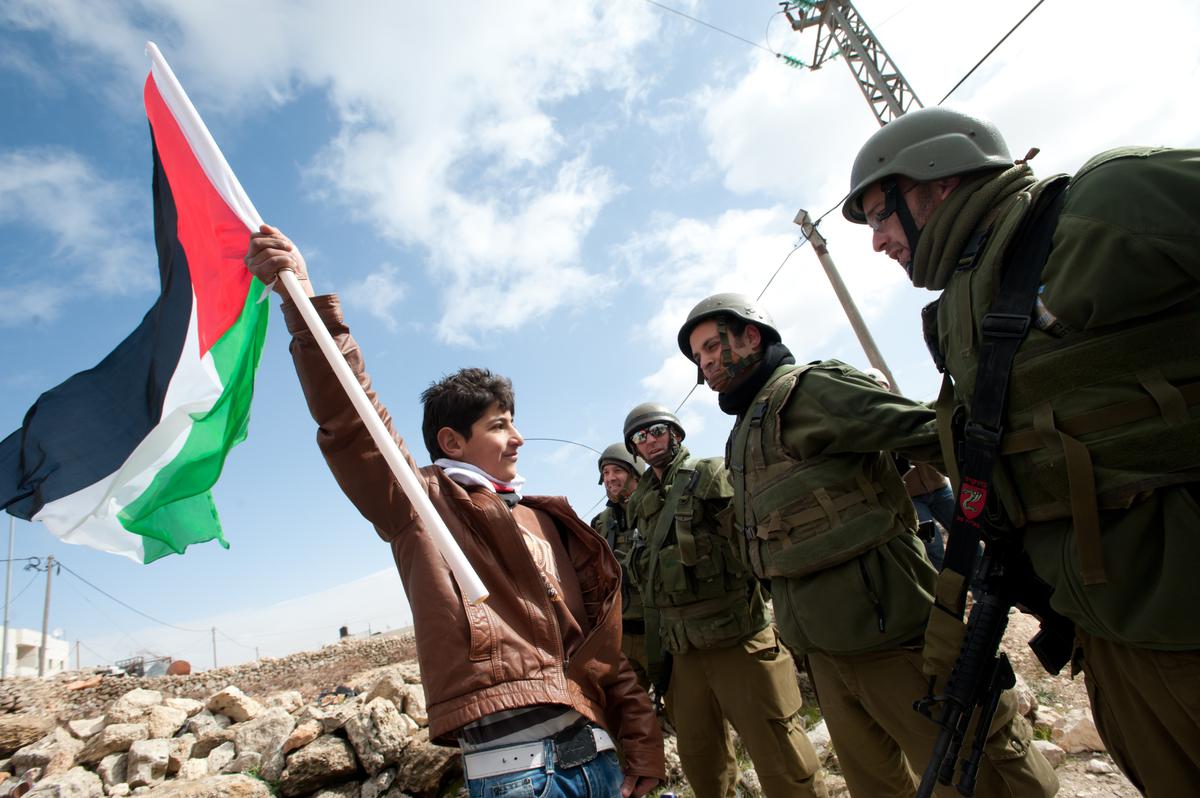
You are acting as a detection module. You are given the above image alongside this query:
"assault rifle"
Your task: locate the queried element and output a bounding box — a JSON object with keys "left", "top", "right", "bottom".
{"left": 913, "top": 522, "right": 1073, "bottom": 796}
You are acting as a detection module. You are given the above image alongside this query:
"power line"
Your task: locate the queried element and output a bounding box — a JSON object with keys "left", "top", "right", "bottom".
{"left": 59, "top": 573, "right": 163, "bottom": 659}
{"left": 756, "top": 237, "right": 810, "bottom": 301}
{"left": 674, "top": 383, "right": 699, "bottom": 414}
{"left": 643, "top": 0, "right": 774, "bottom": 54}
{"left": 940, "top": 0, "right": 1049, "bottom": 104}
{"left": 78, "top": 639, "right": 114, "bottom": 666}
{"left": 217, "top": 628, "right": 257, "bottom": 651}
{"left": 673, "top": 209, "right": 825, "bottom": 412}
{"left": 55, "top": 560, "right": 208, "bottom": 633}
{"left": 1, "top": 571, "right": 39, "bottom": 612}
{"left": 523, "top": 437, "right": 603, "bottom": 455}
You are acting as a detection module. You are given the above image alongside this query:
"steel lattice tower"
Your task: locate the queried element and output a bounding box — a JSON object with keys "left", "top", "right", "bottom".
{"left": 784, "top": 1, "right": 922, "bottom": 126}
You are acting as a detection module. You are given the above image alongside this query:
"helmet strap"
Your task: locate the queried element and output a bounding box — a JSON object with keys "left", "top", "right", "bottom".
{"left": 882, "top": 177, "right": 923, "bottom": 278}
{"left": 716, "top": 319, "right": 763, "bottom": 385}
{"left": 666, "top": 430, "right": 682, "bottom": 461}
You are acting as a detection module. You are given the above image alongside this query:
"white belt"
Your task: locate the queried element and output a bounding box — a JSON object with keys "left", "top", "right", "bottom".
{"left": 462, "top": 727, "right": 615, "bottom": 780}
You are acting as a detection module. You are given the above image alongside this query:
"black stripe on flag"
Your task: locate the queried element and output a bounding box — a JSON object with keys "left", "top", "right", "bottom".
{"left": 0, "top": 130, "right": 195, "bottom": 519}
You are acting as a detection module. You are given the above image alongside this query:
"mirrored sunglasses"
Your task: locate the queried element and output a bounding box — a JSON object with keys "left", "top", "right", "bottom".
{"left": 630, "top": 423, "right": 670, "bottom": 445}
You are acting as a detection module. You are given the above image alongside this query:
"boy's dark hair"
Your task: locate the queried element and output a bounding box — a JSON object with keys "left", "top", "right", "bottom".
{"left": 420, "top": 368, "right": 516, "bottom": 461}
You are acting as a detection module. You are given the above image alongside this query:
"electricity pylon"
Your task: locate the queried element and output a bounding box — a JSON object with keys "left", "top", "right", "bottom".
{"left": 783, "top": 0, "right": 922, "bottom": 127}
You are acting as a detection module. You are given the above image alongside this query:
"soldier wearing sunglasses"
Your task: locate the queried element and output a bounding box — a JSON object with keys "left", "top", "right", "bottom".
{"left": 622, "top": 403, "right": 826, "bottom": 798}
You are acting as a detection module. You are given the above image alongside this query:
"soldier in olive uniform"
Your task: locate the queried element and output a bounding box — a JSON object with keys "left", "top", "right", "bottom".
{"left": 622, "top": 403, "right": 826, "bottom": 798}
{"left": 678, "top": 295, "right": 1057, "bottom": 798}
{"left": 590, "top": 443, "right": 651, "bottom": 692}
{"left": 844, "top": 106, "right": 1200, "bottom": 795}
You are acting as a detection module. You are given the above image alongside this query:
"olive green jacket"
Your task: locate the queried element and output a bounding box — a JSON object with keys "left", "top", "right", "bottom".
{"left": 626, "top": 446, "right": 768, "bottom": 655}
{"left": 729, "top": 360, "right": 943, "bottom": 656}
{"left": 591, "top": 499, "right": 644, "bottom": 620}
{"left": 926, "top": 147, "right": 1200, "bottom": 649}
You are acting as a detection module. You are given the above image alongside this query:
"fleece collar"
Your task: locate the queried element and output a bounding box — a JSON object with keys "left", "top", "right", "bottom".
{"left": 434, "top": 458, "right": 525, "bottom": 508}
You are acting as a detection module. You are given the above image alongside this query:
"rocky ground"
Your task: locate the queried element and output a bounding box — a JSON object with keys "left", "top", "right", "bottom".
{"left": 0, "top": 621, "right": 1140, "bottom": 797}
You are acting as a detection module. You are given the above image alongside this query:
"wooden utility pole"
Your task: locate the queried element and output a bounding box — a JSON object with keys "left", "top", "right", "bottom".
{"left": 782, "top": 1, "right": 919, "bottom": 392}
{"left": 794, "top": 210, "right": 900, "bottom": 391}
{"left": 211, "top": 627, "right": 217, "bottom": 669}
{"left": 38, "top": 555, "right": 54, "bottom": 677}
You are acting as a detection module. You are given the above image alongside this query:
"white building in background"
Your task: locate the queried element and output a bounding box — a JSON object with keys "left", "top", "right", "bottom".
{"left": 1, "top": 628, "right": 69, "bottom": 678}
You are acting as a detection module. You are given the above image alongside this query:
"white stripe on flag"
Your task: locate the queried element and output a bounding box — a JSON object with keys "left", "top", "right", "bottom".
{"left": 146, "top": 42, "right": 263, "bottom": 232}
{"left": 33, "top": 295, "right": 223, "bottom": 562}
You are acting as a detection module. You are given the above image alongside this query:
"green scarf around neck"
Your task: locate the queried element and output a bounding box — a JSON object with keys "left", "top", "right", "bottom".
{"left": 911, "top": 164, "right": 1036, "bottom": 290}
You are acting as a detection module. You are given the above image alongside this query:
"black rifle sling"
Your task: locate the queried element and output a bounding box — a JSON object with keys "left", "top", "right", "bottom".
{"left": 939, "top": 176, "right": 1071, "bottom": 615}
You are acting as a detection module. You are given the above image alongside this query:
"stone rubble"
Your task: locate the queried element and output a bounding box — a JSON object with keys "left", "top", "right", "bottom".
{"left": 0, "top": 634, "right": 461, "bottom": 797}
{"left": 0, "top": 627, "right": 1140, "bottom": 797}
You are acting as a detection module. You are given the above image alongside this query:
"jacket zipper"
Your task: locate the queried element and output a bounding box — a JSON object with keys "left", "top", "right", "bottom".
{"left": 858, "top": 558, "right": 887, "bottom": 634}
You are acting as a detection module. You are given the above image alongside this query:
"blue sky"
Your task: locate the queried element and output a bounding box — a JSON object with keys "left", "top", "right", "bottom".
{"left": 1, "top": 0, "right": 1198, "bottom": 670}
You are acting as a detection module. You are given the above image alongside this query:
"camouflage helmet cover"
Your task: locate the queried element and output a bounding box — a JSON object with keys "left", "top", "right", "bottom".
{"left": 597, "top": 442, "right": 642, "bottom": 485}
{"left": 622, "top": 402, "right": 685, "bottom": 455}
{"left": 842, "top": 107, "right": 1013, "bottom": 223}
{"left": 676, "top": 292, "right": 781, "bottom": 360}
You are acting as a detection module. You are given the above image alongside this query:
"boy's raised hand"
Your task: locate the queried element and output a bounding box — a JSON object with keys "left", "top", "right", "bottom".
{"left": 244, "top": 224, "right": 314, "bottom": 298}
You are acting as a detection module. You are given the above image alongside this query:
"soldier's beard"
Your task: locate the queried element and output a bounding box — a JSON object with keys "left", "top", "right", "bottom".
{"left": 706, "top": 351, "right": 762, "bottom": 394}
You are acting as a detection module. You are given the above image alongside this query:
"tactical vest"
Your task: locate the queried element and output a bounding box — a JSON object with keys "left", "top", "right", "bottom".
{"left": 628, "top": 453, "right": 765, "bottom": 655}
{"left": 591, "top": 503, "right": 644, "bottom": 620}
{"left": 727, "top": 363, "right": 918, "bottom": 579}
{"left": 932, "top": 158, "right": 1200, "bottom": 584}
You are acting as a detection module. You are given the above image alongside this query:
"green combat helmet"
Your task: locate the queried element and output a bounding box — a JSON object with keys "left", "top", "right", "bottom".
{"left": 677, "top": 293, "right": 781, "bottom": 385}
{"left": 676, "top": 293, "right": 781, "bottom": 359}
{"left": 623, "top": 403, "right": 684, "bottom": 455}
{"left": 842, "top": 106, "right": 1013, "bottom": 224}
{"left": 597, "top": 442, "right": 643, "bottom": 485}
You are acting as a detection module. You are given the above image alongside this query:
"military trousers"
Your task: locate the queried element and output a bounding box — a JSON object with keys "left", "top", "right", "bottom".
{"left": 807, "top": 647, "right": 1057, "bottom": 798}
{"left": 665, "top": 623, "right": 826, "bottom": 798}
{"left": 1078, "top": 630, "right": 1200, "bottom": 796}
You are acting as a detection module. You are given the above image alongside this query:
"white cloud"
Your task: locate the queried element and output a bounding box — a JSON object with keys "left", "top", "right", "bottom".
{"left": 631, "top": 0, "right": 1200, "bottom": 403}
{"left": 0, "top": 149, "right": 153, "bottom": 324}
{"left": 342, "top": 264, "right": 407, "bottom": 332}
{"left": 698, "top": 52, "right": 872, "bottom": 201}
{"left": 2, "top": 0, "right": 663, "bottom": 345}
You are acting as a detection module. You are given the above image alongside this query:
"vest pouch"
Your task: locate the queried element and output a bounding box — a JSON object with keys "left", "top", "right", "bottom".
{"left": 636, "top": 487, "right": 663, "bottom": 521}
{"left": 654, "top": 544, "right": 691, "bottom": 604}
{"left": 775, "top": 535, "right": 935, "bottom": 654}
{"left": 768, "top": 507, "right": 902, "bottom": 578}
{"left": 988, "top": 313, "right": 1200, "bottom": 523}
{"left": 681, "top": 597, "right": 754, "bottom": 651}
{"left": 688, "top": 533, "right": 738, "bottom": 601}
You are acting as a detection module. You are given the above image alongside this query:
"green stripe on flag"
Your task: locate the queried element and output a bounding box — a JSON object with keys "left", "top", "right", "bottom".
{"left": 120, "top": 281, "right": 269, "bottom": 563}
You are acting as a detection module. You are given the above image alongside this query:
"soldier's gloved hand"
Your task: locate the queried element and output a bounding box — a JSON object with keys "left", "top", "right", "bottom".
{"left": 922, "top": 569, "right": 969, "bottom": 679}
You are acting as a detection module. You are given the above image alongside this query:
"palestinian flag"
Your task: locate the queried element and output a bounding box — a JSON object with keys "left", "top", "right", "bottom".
{"left": 0, "top": 43, "right": 269, "bottom": 563}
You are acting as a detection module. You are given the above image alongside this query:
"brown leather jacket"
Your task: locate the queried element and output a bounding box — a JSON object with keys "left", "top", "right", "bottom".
{"left": 282, "top": 296, "right": 664, "bottom": 779}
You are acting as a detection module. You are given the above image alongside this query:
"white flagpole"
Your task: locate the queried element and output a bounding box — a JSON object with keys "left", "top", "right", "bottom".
{"left": 144, "top": 43, "right": 487, "bottom": 604}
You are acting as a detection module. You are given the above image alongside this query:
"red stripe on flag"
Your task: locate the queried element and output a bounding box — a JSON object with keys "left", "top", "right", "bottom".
{"left": 144, "top": 75, "right": 252, "bottom": 357}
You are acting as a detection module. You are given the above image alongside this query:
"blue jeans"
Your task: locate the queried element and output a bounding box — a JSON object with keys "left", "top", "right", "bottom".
{"left": 467, "top": 745, "right": 624, "bottom": 798}
{"left": 911, "top": 485, "right": 955, "bottom": 570}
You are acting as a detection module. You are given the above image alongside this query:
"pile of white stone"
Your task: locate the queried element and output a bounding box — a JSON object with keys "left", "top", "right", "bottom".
{"left": 0, "top": 663, "right": 459, "bottom": 798}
